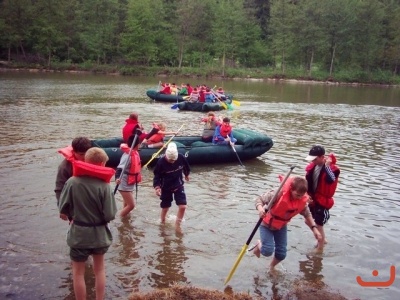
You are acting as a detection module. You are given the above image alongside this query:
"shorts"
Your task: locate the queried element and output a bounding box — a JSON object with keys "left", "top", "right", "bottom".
{"left": 310, "top": 202, "right": 330, "bottom": 226}
{"left": 160, "top": 186, "right": 187, "bottom": 208}
{"left": 117, "top": 174, "right": 135, "bottom": 192}
{"left": 70, "top": 246, "right": 109, "bottom": 262}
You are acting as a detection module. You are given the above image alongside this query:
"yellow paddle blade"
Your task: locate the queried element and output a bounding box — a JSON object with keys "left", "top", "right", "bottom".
{"left": 221, "top": 102, "right": 227, "bottom": 109}
{"left": 232, "top": 100, "right": 241, "bottom": 106}
{"left": 224, "top": 244, "right": 248, "bottom": 285}
{"left": 142, "top": 124, "right": 184, "bottom": 168}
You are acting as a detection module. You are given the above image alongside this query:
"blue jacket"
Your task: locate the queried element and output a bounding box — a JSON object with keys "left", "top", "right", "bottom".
{"left": 212, "top": 125, "right": 237, "bottom": 145}
{"left": 153, "top": 154, "right": 190, "bottom": 191}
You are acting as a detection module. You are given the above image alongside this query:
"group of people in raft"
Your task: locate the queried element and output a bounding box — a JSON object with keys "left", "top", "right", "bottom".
{"left": 123, "top": 111, "right": 237, "bottom": 147}
{"left": 159, "top": 82, "right": 228, "bottom": 103}
{"left": 54, "top": 111, "right": 340, "bottom": 299}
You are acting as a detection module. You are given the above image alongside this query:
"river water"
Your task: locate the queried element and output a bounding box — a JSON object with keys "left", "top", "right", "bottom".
{"left": 0, "top": 71, "right": 399, "bottom": 299}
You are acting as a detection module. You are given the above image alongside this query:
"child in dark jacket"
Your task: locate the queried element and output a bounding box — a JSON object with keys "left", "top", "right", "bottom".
{"left": 153, "top": 142, "right": 190, "bottom": 227}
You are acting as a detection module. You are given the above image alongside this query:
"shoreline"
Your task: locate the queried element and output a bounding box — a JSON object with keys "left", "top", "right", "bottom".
{"left": 1, "top": 66, "right": 398, "bottom": 88}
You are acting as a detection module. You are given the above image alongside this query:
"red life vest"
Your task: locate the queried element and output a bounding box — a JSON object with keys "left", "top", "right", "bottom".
{"left": 263, "top": 177, "right": 309, "bottom": 230}
{"left": 120, "top": 144, "right": 142, "bottom": 185}
{"left": 72, "top": 160, "right": 115, "bottom": 183}
{"left": 220, "top": 123, "right": 232, "bottom": 138}
{"left": 58, "top": 146, "right": 75, "bottom": 162}
{"left": 306, "top": 153, "right": 339, "bottom": 209}
{"left": 160, "top": 86, "right": 171, "bottom": 94}
{"left": 122, "top": 119, "right": 139, "bottom": 142}
{"left": 147, "top": 133, "right": 164, "bottom": 144}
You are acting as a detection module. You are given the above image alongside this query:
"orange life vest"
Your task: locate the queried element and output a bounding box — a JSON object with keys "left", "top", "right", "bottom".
{"left": 263, "top": 177, "right": 309, "bottom": 230}
{"left": 72, "top": 160, "right": 115, "bottom": 183}
{"left": 147, "top": 133, "right": 164, "bottom": 144}
{"left": 120, "top": 144, "right": 142, "bottom": 185}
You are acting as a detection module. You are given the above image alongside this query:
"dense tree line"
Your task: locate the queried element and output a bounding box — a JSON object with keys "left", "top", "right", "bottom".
{"left": 0, "top": 0, "right": 399, "bottom": 76}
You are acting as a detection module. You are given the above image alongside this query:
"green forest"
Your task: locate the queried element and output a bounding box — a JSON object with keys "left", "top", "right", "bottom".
{"left": 1, "top": 0, "right": 400, "bottom": 84}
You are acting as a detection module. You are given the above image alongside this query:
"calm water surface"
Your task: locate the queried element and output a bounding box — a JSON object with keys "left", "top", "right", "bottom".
{"left": 0, "top": 72, "right": 399, "bottom": 299}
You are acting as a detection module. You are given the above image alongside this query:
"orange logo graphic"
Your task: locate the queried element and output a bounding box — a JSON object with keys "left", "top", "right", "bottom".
{"left": 356, "top": 265, "right": 396, "bottom": 287}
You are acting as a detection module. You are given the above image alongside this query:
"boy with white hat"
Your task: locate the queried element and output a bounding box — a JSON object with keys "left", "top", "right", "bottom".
{"left": 153, "top": 142, "right": 190, "bottom": 227}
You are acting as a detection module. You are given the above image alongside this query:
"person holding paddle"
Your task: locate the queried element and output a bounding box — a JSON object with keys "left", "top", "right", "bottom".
{"left": 141, "top": 122, "right": 178, "bottom": 148}
{"left": 115, "top": 129, "right": 142, "bottom": 217}
{"left": 153, "top": 142, "right": 190, "bottom": 228}
{"left": 252, "top": 176, "right": 322, "bottom": 271}
{"left": 212, "top": 117, "right": 237, "bottom": 145}
{"left": 122, "top": 112, "right": 145, "bottom": 143}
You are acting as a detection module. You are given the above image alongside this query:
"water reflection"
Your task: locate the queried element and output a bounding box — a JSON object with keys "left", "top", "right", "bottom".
{"left": 113, "top": 217, "right": 144, "bottom": 293}
{"left": 150, "top": 225, "right": 188, "bottom": 288}
{"left": 299, "top": 254, "right": 324, "bottom": 283}
{"left": 253, "top": 271, "right": 290, "bottom": 300}
{"left": 1, "top": 73, "right": 399, "bottom": 300}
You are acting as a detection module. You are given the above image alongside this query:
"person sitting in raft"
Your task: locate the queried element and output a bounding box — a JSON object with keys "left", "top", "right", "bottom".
{"left": 186, "top": 83, "right": 193, "bottom": 95}
{"left": 159, "top": 83, "right": 171, "bottom": 95}
{"left": 201, "top": 112, "right": 222, "bottom": 142}
{"left": 198, "top": 86, "right": 206, "bottom": 103}
{"left": 141, "top": 122, "right": 178, "bottom": 148}
{"left": 212, "top": 117, "right": 237, "bottom": 146}
{"left": 178, "top": 83, "right": 188, "bottom": 96}
{"left": 216, "top": 87, "right": 226, "bottom": 100}
{"left": 204, "top": 88, "right": 216, "bottom": 103}
{"left": 188, "top": 87, "right": 199, "bottom": 102}
{"left": 170, "top": 83, "right": 178, "bottom": 95}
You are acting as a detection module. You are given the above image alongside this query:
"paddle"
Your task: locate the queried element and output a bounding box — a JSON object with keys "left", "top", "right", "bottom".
{"left": 224, "top": 166, "right": 296, "bottom": 285}
{"left": 210, "top": 89, "right": 228, "bottom": 109}
{"left": 171, "top": 96, "right": 192, "bottom": 109}
{"left": 142, "top": 124, "right": 184, "bottom": 168}
{"left": 113, "top": 131, "right": 139, "bottom": 195}
{"left": 228, "top": 138, "right": 244, "bottom": 167}
{"left": 232, "top": 99, "right": 241, "bottom": 106}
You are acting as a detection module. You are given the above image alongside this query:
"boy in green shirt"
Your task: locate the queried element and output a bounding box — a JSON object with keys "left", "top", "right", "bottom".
{"left": 59, "top": 147, "right": 117, "bottom": 300}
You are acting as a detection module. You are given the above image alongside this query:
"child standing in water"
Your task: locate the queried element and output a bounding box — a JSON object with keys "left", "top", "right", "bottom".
{"left": 115, "top": 129, "right": 142, "bottom": 217}
{"left": 59, "top": 147, "right": 117, "bottom": 300}
{"left": 153, "top": 142, "right": 190, "bottom": 228}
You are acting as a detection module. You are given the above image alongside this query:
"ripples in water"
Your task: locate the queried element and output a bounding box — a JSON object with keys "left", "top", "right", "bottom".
{"left": 0, "top": 75, "right": 399, "bottom": 299}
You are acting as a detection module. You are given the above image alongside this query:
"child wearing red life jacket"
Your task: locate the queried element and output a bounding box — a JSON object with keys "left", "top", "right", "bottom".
{"left": 212, "top": 117, "right": 237, "bottom": 145}
{"left": 304, "top": 145, "right": 340, "bottom": 250}
{"left": 115, "top": 131, "right": 142, "bottom": 217}
{"left": 252, "top": 176, "right": 322, "bottom": 270}
{"left": 159, "top": 83, "right": 171, "bottom": 94}
{"left": 141, "top": 122, "right": 178, "bottom": 148}
{"left": 59, "top": 147, "right": 117, "bottom": 300}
